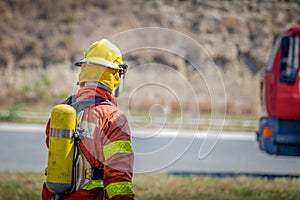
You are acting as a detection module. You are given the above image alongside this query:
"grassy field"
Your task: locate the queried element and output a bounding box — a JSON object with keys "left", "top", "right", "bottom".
{"left": 0, "top": 172, "right": 299, "bottom": 200}
{"left": 0, "top": 105, "right": 258, "bottom": 132}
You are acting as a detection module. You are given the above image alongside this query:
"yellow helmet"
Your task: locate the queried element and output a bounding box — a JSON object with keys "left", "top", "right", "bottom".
{"left": 75, "top": 39, "right": 123, "bottom": 70}
{"left": 75, "top": 39, "right": 127, "bottom": 92}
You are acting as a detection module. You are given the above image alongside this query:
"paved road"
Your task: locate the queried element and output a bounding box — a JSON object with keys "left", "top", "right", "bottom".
{"left": 0, "top": 123, "right": 300, "bottom": 176}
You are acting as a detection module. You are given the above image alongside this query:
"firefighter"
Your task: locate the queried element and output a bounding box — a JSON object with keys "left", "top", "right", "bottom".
{"left": 42, "top": 39, "right": 135, "bottom": 200}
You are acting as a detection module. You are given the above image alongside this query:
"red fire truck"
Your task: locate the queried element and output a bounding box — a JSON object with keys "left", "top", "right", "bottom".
{"left": 257, "top": 21, "right": 300, "bottom": 156}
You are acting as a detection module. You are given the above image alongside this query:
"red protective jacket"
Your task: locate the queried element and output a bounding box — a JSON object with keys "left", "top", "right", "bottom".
{"left": 42, "top": 86, "right": 134, "bottom": 200}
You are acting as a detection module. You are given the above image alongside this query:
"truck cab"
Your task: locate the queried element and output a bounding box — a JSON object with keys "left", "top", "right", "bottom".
{"left": 257, "top": 22, "right": 300, "bottom": 156}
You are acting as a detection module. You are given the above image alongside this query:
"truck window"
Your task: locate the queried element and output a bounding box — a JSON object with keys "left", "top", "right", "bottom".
{"left": 266, "top": 36, "right": 282, "bottom": 72}
{"left": 280, "top": 35, "right": 299, "bottom": 84}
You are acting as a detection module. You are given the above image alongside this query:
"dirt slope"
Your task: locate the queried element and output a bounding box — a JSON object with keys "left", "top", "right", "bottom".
{"left": 0, "top": 0, "right": 299, "bottom": 115}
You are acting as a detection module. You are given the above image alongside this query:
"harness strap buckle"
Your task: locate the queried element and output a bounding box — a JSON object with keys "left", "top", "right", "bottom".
{"left": 92, "top": 168, "right": 104, "bottom": 180}
{"left": 84, "top": 168, "right": 104, "bottom": 180}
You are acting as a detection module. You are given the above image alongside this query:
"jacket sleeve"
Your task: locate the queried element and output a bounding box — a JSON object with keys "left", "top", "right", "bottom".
{"left": 102, "top": 111, "right": 135, "bottom": 200}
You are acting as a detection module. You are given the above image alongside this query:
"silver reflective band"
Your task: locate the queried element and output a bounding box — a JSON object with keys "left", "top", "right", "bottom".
{"left": 81, "top": 81, "right": 112, "bottom": 92}
{"left": 50, "top": 128, "right": 74, "bottom": 138}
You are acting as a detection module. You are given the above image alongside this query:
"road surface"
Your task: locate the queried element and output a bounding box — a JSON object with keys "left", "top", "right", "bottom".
{"left": 0, "top": 123, "right": 300, "bottom": 176}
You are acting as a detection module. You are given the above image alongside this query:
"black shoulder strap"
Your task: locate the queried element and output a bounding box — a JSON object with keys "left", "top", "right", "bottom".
{"left": 66, "top": 95, "right": 107, "bottom": 181}
{"left": 66, "top": 95, "right": 113, "bottom": 113}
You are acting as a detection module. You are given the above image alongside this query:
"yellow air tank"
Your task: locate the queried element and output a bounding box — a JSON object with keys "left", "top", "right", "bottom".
{"left": 46, "top": 104, "right": 76, "bottom": 194}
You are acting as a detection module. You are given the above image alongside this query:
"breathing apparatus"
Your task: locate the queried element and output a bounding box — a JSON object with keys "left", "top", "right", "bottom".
{"left": 46, "top": 99, "right": 110, "bottom": 198}
{"left": 46, "top": 104, "right": 77, "bottom": 195}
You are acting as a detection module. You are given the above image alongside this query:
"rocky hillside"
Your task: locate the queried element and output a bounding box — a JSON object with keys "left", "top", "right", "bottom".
{"left": 0, "top": 0, "right": 299, "bottom": 115}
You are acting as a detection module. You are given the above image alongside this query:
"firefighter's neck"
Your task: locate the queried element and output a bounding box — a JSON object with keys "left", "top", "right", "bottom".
{"left": 81, "top": 81, "right": 112, "bottom": 93}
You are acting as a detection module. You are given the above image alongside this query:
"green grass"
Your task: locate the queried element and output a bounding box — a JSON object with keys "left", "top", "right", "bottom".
{"left": 127, "top": 111, "right": 258, "bottom": 132}
{"left": 133, "top": 175, "right": 300, "bottom": 200}
{"left": 0, "top": 172, "right": 299, "bottom": 200}
{"left": 0, "top": 103, "right": 258, "bottom": 132}
{"left": 0, "top": 172, "right": 44, "bottom": 200}
{"left": 0, "top": 108, "right": 258, "bottom": 131}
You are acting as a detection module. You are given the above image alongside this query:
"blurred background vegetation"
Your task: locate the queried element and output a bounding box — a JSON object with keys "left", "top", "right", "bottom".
{"left": 0, "top": 0, "right": 299, "bottom": 117}
{"left": 0, "top": 2, "right": 299, "bottom": 198}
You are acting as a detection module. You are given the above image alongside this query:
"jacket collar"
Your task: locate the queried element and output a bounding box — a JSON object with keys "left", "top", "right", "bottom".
{"left": 75, "top": 86, "right": 117, "bottom": 106}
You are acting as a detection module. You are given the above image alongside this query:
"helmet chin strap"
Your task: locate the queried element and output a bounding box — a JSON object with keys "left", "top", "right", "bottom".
{"left": 115, "top": 63, "right": 128, "bottom": 98}
{"left": 114, "top": 87, "right": 120, "bottom": 98}
{"left": 114, "top": 74, "right": 125, "bottom": 98}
